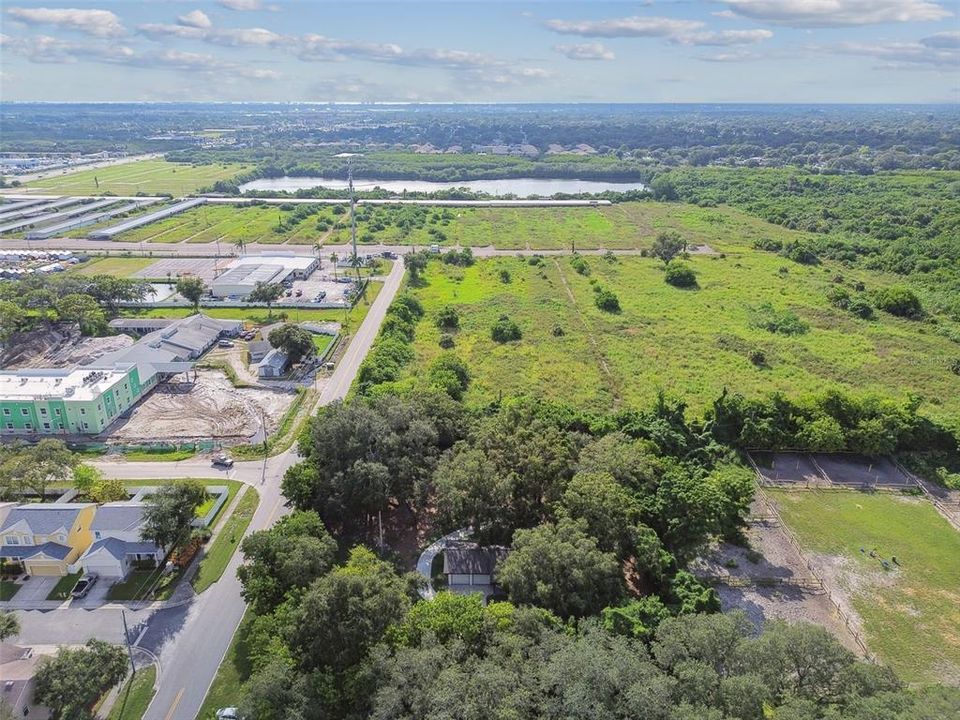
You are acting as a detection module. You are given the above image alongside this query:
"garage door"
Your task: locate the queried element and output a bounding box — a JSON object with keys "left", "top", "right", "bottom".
{"left": 83, "top": 559, "right": 122, "bottom": 578}
{"left": 25, "top": 561, "right": 66, "bottom": 576}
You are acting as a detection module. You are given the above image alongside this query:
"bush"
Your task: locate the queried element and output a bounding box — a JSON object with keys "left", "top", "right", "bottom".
{"left": 873, "top": 286, "right": 923, "bottom": 319}
{"left": 438, "top": 333, "right": 455, "bottom": 349}
{"left": 498, "top": 268, "right": 511, "bottom": 284}
{"left": 428, "top": 354, "right": 471, "bottom": 400}
{"left": 527, "top": 255, "right": 545, "bottom": 267}
{"left": 552, "top": 325, "right": 565, "bottom": 337}
{"left": 781, "top": 241, "right": 819, "bottom": 265}
{"left": 491, "top": 316, "right": 522, "bottom": 343}
{"left": 748, "top": 348, "right": 767, "bottom": 366}
{"left": 436, "top": 306, "right": 460, "bottom": 330}
{"left": 749, "top": 303, "right": 809, "bottom": 335}
{"left": 848, "top": 297, "right": 874, "bottom": 319}
{"left": 950, "top": 358, "right": 960, "bottom": 376}
{"left": 594, "top": 287, "right": 621, "bottom": 313}
{"left": 570, "top": 254, "right": 591, "bottom": 276}
{"left": 664, "top": 262, "right": 698, "bottom": 288}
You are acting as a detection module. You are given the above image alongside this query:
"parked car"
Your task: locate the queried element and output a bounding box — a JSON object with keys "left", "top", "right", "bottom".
{"left": 295, "top": 289, "right": 303, "bottom": 297}
{"left": 217, "top": 340, "right": 235, "bottom": 348}
{"left": 382, "top": 251, "right": 397, "bottom": 259}
{"left": 316, "top": 290, "right": 327, "bottom": 300}
{"left": 429, "top": 244, "right": 440, "bottom": 254}
{"left": 71, "top": 574, "right": 98, "bottom": 599}
{"left": 212, "top": 454, "right": 234, "bottom": 468}
{"left": 216, "top": 709, "right": 240, "bottom": 720}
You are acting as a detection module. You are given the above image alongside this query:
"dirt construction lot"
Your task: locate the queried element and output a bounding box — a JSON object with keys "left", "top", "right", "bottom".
{"left": 104, "top": 369, "right": 294, "bottom": 442}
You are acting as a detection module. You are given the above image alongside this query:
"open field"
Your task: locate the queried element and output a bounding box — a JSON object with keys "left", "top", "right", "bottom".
{"left": 398, "top": 252, "right": 960, "bottom": 427}
{"left": 768, "top": 489, "right": 960, "bottom": 685}
{"left": 68, "top": 256, "right": 157, "bottom": 278}
{"left": 22, "top": 160, "right": 250, "bottom": 196}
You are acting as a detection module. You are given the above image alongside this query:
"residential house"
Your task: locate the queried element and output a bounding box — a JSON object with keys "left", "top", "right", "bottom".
{"left": 247, "top": 340, "right": 273, "bottom": 364}
{"left": 0, "top": 503, "right": 95, "bottom": 576}
{"left": 258, "top": 348, "right": 288, "bottom": 378}
{"left": 80, "top": 503, "right": 164, "bottom": 578}
{"left": 443, "top": 544, "right": 509, "bottom": 595}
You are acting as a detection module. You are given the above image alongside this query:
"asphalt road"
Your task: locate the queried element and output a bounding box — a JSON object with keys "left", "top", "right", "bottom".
{"left": 82, "top": 258, "right": 406, "bottom": 720}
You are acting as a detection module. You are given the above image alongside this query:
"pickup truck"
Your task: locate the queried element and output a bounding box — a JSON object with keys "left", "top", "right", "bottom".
{"left": 212, "top": 455, "right": 234, "bottom": 469}
{"left": 71, "top": 574, "right": 98, "bottom": 599}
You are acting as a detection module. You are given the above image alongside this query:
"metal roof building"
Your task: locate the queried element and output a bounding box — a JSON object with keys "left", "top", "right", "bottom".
{"left": 87, "top": 198, "right": 206, "bottom": 239}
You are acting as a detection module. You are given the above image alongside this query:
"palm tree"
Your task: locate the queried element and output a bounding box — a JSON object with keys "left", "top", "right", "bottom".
{"left": 330, "top": 253, "right": 339, "bottom": 280}
{"left": 0, "top": 610, "right": 20, "bottom": 642}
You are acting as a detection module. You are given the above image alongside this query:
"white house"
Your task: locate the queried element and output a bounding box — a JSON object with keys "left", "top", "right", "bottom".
{"left": 80, "top": 503, "right": 164, "bottom": 578}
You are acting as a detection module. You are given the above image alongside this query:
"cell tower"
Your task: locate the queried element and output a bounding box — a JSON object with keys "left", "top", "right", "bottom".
{"left": 349, "top": 163, "right": 357, "bottom": 260}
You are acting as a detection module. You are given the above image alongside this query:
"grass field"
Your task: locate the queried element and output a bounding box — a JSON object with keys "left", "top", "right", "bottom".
{"left": 23, "top": 160, "right": 250, "bottom": 196}
{"left": 768, "top": 489, "right": 960, "bottom": 685}
{"left": 398, "top": 251, "right": 960, "bottom": 429}
{"left": 107, "top": 665, "right": 157, "bottom": 720}
{"left": 68, "top": 257, "right": 156, "bottom": 278}
{"left": 0, "top": 580, "right": 19, "bottom": 600}
{"left": 192, "top": 487, "right": 259, "bottom": 594}
{"left": 46, "top": 571, "right": 81, "bottom": 600}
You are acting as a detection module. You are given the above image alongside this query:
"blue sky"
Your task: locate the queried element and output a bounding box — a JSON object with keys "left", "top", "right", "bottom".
{"left": 1, "top": 1, "right": 957, "bottom": 102}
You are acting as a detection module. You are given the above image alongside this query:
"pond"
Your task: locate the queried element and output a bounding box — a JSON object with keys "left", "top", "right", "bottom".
{"left": 239, "top": 176, "right": 647, "bottom": 196}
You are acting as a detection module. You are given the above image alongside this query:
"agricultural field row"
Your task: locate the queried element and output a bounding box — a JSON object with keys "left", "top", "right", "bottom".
{"left": 22, "top": 160, "right": 251, "bottom": 196}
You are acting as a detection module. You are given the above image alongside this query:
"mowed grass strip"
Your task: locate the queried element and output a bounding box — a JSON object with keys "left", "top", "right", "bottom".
{"left": 106, "top": 665, "right": 157, "bottom": 720}
{"left": 402, "top": 255, "right": 960, "bottom": 428}
{"left": 192, "top": 487, "right": 259, "bottom": 594}
{"left": 768, "top": 489, "right": 960, "bottom": 685}
{"left": 68, "top": 257, "right": 156, "bottom": 278}
{"left": 24, "top": 160, "right": 250, "bottom": 196}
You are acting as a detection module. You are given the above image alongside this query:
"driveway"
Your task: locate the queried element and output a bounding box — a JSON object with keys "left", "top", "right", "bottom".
{"left": 70, "top": 576, "right": 111, "bottom": 607}
{"left": 13, "top": 577, "right": 58, "bottom": 604}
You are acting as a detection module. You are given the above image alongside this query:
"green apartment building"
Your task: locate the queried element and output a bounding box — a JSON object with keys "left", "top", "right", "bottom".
{"left": 0, "top": 364, "right": 155, "bottom": 435}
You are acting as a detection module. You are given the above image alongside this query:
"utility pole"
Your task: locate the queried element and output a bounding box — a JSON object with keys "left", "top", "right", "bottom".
{"left": 260, "top": 408, "right": 268, "bottom": 484}
{"left": 121, "top": 610, "right": 136, "bottom": 676}
{"left": 349, "top": 163, "right": 357, "bottom": 263}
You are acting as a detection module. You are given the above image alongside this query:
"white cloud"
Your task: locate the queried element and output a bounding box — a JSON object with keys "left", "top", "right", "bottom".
{"left": 724, "top": 1, "right": 953, "bottom": 28}
{"left": 545, "top": 15, "right": 702, "bottom": 38}
{"left": 673, "top": 29, "right": 773, "bottom": 46}
{"left": 177, "top": 10, "right": 212, "bottom": 30}
{"left": 697, "top": 50, "right": 765, "bottom": 62}
{"left": 830, "top": 38, "right": 959, "bottom": 67}
{"left": 218, "top": 0, "right": 262, "bottom": 10}
{"left": 553, "top": 43, "right": 616, "bottom": 60}
{"left": 138, "top": 23, "right": 206, "bottom": 40}
{"left": 922, "top": 31, "right": 960, "bottom": 49}
{"left": 138, "top": 22, "right": 286, "bottom": 47}
{"left": 712, "top": 10, "right": 737, "bottom": 20}
{"left": 5, "top": 7, "right": 125, "bottom": 37}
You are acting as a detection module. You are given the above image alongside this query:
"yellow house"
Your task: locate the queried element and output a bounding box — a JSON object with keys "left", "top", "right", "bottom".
{"left": 0, "top": 503, "right": 96, "bottom": 576}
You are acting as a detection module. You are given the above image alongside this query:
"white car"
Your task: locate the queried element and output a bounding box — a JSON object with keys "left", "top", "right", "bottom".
{"left": 216, "top": 709, "right": 240, "bottom": 720}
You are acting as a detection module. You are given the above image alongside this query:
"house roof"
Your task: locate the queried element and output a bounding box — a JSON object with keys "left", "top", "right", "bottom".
{"left": 0, "top": 503, "right": 93, "bottom": 536}
{"left": 248, "top": 340, "right": 272, "bottom": 357}
{"left": 260, "top": 348, "right": 287, "bottom": 370}
{"left": 82, "top": 537, "right": 160, "bottom": 562}
{"left": 91, "top": 503, "right": 145, "bottom": 533}
{"left": 443, "top": 546, "right": 509, "bottom": 576}
{"left": 0, "top": 541, "right": 72, "bottom": 560}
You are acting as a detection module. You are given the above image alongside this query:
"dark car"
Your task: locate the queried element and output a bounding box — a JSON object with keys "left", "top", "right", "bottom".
{"left": 71, "top": 574, "right": 98, "bottom": 599}
{"left": 212, "top": 454, "right": 234, "bottom": 468}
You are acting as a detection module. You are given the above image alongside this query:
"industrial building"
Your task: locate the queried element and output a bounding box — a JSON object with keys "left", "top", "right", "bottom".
{"left": 25, "top": 199, "right": 160, "bottom": 241}
{"left": 211, "top": 253, "right": 319, "bottom": 298}
{"left": 0, "top": 314, "right": 240, "bottom": 437}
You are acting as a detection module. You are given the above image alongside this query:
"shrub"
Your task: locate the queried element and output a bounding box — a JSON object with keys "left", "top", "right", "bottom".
{"left": 527, "top": 255, "right": 545, "bottom": 267}
{"left": 848, "top": 297, "right": 874, "bottom": 319}
{"left": 570, "top": 254, "right": 591, "bottom": 276}
{"left": 428, "top": 354, "right": 471, "bottom": 400}
{"left": 781, "top": 241, "right": 819, "bottom": 265}
{"left": 552, "top": 325, "right": 565, "bottom": 337}
{"left": 753, "top": 237, "right": 783, "bottom": 252}
{"left": 664, "top": 262, "right": 698, "bottom": 288}
{"left": 827, "top": 286, "right": 850, "bottom": 309}
{"left": 950, "top": 358, "right": 960, "bottom": 376}
{"left": 436, "top": 306, "right": 460, "bottom": 330}
{"left": 491, "top": 316, "right": 522, "bottom": 343}
{"left": 873, "top": 286, "right": 922, "bottom": 319}
{"left": 438, "top": 333, "right": 455, "bottom": 349}
{"left": 594, "top": 287, "right": 621, "bottom": 313}
{"left": 748, "top": 348, "right": 767, "bottom": 366}
{"left": 749, "top": 303, "right": 809, "bottom": 336}
{"left": 498, "top": 268, "right": 511, "bottom": 284}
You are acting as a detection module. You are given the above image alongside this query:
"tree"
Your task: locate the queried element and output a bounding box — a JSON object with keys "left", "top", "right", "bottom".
{"left": 267, "top": 324, "right": 316, "bottom": 365}
{"left": 651, "top": 231, "right": 685, "bottom": 264}
{"left": 238, "top": 510, "right": 337, "bottom": 615}
{"left": 873, "top": 285, "right": 922, "bottom": 319}
{"left": 403, "top": 251, "right": 429, "bottom": 282}
{"left": 497, "top": 518, "right": 623, "bottom": 618}
{"left": 427, "top": 353, "right": 470, "bottom": 400}
{"left": 33, "top": 639, "right": 127, "bottom": 720}
{"left": 72, "top": 464, "right": 101, "bottom": 496}
{"left": 56, "top": 293, "right": 106, "bottom": 335}
{"left": 5, "top": 440, "right": 77, "bottom": 500}
{"left": 0, "top": 610, "right": 20, "bottom": 642}
{"left": 0, "top": 300, "right": 26, "bottom": 342}
{"left": 91, "top": 477, "right": 128, "bottom": 504}
{"left": 291, "top": 547, "right": 412, "bottom": 672}
{"left": 558, "top": 471, "right": 642, "bottom": 560}
{"left": 435, "top": 306, "right": 459, "bottom": 330}
{"left": 593, "top": 287, "right": 621, "bottom": 312}
{"left": 175, "top": 276, "right": 206, "bottom": 311}
{"left": 140, "top": 480, "right": 208, "bottom": 550}
{"left": 247, "top": 282, "right": 284, "bottom": 316}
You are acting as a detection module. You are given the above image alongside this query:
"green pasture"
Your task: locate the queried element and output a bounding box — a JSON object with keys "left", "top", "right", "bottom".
{"left": 23, "top": 160, "right": 250, "bottom": 196}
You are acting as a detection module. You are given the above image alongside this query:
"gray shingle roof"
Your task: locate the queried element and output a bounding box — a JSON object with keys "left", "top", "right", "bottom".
{"left": 443, "top": 546, "right": 509, "bottom": 575}
{"left": 91, "top": 504, "right": 144, "bottom": 533}
{"left": 0, "top": 504, "right": 92, "bottom": 536}
{"left": 0, "top": 541, "right": 72, "bottom": 560}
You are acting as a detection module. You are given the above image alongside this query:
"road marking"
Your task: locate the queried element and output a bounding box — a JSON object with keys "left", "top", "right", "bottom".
{"left": 267, "top": 493, "right": 285, "bottom": 524}
{"left": 163, "top": 688, "right": 184, "bottom": 720}
{"left": 134, "top": 624, "right": 148, "bottom": 646}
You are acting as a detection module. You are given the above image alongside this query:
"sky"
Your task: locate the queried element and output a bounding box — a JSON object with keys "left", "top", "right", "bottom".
{"left": 0, "top": 0, "right": 957, "bottom": 103}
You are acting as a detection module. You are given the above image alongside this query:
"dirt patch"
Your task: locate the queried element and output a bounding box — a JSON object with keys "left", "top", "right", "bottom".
{"left": 104, "top": 369, "right": 295, "bottom": 442}
{"left": 1, "top": 325, "right": 135, "bottom": 369}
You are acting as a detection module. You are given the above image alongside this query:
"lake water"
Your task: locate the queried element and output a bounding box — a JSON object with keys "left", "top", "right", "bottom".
{"left": 239, "top": 176, "right": 646, "bottom": 196}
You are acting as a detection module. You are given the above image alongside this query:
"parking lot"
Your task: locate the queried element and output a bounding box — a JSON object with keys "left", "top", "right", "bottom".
{"left": 133, "top": 257, "right": 233, "bottom": 283}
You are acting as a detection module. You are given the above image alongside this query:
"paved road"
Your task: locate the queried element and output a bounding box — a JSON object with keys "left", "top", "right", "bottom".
{"left": 77, "top": 258, "right": 405, "bottom": 720}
